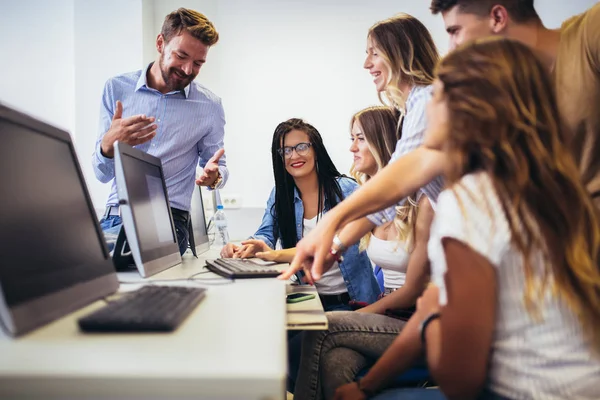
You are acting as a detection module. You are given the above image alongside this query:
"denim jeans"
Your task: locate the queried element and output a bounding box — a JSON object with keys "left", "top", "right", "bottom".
{"left": 287, "top": 302, "right": 352, "bottom": 393}
{"left": 293, "top": 311, "right": 407, "bottom": 400}
{"left": 371, "top": 387, "right": 511, "bottom": 400}
{"left": 373, "top": 388, "right": 446, "bottom": 400}
{"left": 100, "top": 215, "right": 123, "bottom": 252}
{"left": 99, "top": 214, "right": 188, "bottom": 256}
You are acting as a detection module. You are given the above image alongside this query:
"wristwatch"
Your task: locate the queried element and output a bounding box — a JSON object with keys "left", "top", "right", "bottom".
{"left": 331, "top": 234, "right": 348, "bottom": 254}
{"left": 208, "top": 171, "right": 222, "bottom": 190}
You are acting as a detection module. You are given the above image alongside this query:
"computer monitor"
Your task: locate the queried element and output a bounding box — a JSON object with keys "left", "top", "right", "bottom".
{"left": 189, "top": 186, "right": 210, "bottom": 255}
{"left": 114, "top": 142, "right": 181, "bottom": 278}
{"left": 0, "top": 103, "right": 119, "bottom": 337}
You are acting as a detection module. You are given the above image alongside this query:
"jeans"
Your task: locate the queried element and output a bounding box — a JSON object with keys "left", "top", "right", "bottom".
{"left": 293, "top": 311, "right": 407, "bottom": 400}
{"left": 371, "top": 387, "right": 511, "bottom": 400}
{"left": 373, "top": 388, "right": 446, "bottom": 400}
{"left": 100, "top": 215, "right": 123, "bottom": 252}
{"left": 287, "top": 302, "right": 352, "bottom": 393}
{"left": 99, "top": 214, "right": 189, "bottom": 256}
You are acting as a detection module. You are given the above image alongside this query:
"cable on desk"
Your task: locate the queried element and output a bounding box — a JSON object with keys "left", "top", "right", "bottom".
{"left": 187, "top": 271, "right": 210, "bottom": 279}
{"left": 187, "top": 270, "right": 234, "bottom": 285}
{"left": 116, "top": 271, "right": 232, "bottom": 286}
{"left": 118, "top": 278, "right": 194, "bottom": 285}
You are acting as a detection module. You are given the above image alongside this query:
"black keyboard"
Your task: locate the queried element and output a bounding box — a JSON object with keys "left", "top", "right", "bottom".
{"left": 205, "top": 258, "right": 281, "bottom": 279}
{"left": 78, "top": 285, "right": 207, "bottom": 333}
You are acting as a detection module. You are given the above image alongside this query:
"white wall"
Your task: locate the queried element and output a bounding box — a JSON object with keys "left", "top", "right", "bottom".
{"left": 0, "top": 0, "right": 75, "bottom": 133}
{"left": 537, "top": 0, "right": 597, "bottom": 28}
{"left": 1, "top": 0, "right": 597, "bottom": 237}
{"left": 211, "top": 0, "right": 448, "bottom": 209}
{"left": 74, "top": 0, "right": 145, "bottom": 211}
{"left": 171, "top": 0, "right": 597, "bottom": 209}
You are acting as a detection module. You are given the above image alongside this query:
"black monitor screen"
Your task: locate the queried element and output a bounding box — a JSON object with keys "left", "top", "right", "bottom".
{"left": 190, "top": 187, "right": 209, "bottom": 248}
{"left": 120, "top": 153, "right": 176, "bottom": 253}
{"left": 0, "top": 119, "right": 110, "bottom": 308}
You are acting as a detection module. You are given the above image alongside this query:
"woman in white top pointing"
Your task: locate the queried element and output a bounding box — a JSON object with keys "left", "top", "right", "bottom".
{"left": 334, "top": 38, "right": 600, "bottom": 400}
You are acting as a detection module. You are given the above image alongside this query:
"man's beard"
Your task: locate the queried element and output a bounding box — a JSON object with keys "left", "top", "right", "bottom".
{"left": 159, "top": 54, "right": 195, "bottom": 92}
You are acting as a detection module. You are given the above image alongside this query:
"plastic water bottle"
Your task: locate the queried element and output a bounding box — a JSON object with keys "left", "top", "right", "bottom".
{"left": 214, "top": 205, "right": 230, "bottom": 246}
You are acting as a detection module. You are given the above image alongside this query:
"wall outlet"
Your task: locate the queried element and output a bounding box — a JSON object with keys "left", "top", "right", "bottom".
{"left": 221, "top": 194, "right": 243, "bottom": 209}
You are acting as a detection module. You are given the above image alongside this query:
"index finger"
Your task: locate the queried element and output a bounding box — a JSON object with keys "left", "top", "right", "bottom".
{"left": 310, "top": 245, "right": 329, "bottom": 281}
{"left": 207, "top": 148, "right": 225, "bottom": 164}
{"left": 239, "top": 245, "right": 256, "bottom": 258}
{"left": 121, "top": 114, "right": 155, "bottom": 127}
{"left": 302, "top": 265, "right": 315, "bottom": 285}
{"left": 232, "top": 244, "right": 248, "bottom": 258}
{"left": 241, "top": 239, "right": 262, "bottom": 246}
{"left": 278, "top": 250, "right": 307, "bottom": 280}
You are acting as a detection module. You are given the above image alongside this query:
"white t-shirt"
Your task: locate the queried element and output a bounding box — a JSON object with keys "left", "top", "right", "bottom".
{"left": 303, "top": 216, "right": 346, "bottom": 295}
{"left": 428, "top": 172, "right": 600, "bottom": 399}
{"left": 366, "top": 235, "right": 409, "bottom": 289}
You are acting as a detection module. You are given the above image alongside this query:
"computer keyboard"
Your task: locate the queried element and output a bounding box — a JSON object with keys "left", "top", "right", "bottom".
{"left": 205, "top": 258, "right": 281, "bottom": 279}
{"left": 78, "top": 285, "right": 207, "bottom": 333}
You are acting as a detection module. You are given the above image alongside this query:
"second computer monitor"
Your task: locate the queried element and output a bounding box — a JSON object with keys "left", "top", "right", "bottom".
{"left": 114, "top": 142, "right": 181, "bottom": 278}
{"left": 189, "top": 186, "right": 210, "bottom": 255}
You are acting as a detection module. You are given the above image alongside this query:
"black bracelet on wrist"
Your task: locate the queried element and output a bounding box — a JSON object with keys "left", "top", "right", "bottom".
{"left": 419, "top": 312, "right": 441, "bottom": 347}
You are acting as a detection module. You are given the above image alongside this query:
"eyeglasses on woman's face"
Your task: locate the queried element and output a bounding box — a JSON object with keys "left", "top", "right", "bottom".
{"left": 277, "top": 142, "right": 312, "bottom": 159}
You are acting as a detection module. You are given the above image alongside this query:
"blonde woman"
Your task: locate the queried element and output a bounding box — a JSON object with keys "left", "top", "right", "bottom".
{"left": 292, "top": 14, "right": 439, "bottom": 400}
{"left": 350, "top": 107, "right": 432, "bottom": 315}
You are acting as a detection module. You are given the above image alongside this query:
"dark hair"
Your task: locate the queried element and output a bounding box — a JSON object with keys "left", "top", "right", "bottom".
{"left": 270, "top": 118, "right": 346, "bottom": 249}
{"left": 430, "top": 0, "right": 540, "bottom": 23}
{"left": 161, "top": 8, "right": 219, "bottom": 46}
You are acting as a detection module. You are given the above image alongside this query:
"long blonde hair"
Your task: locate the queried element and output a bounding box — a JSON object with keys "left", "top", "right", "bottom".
{"left": 367, "top": 13, "right": 439, "bottom": 114}
{"left": 349, "top": 107, "right": 419, "bottom": 251}
{"left": 437, "top": 38, "right": 600, "bottom": 351}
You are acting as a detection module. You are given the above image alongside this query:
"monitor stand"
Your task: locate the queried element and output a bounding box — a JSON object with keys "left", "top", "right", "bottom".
{"left": 112, "top": 225, "right": 137, "bottom": 271}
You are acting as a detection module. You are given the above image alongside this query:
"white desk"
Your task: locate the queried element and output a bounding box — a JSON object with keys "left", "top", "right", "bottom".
{"left": 286, "top": 285, "right": 328, "bottom": 330}
{"left": 120, "top": 249, "right": 328, "bottom": 331}
{"left": 0, "top": 252, "right": 288, "bottom": 399}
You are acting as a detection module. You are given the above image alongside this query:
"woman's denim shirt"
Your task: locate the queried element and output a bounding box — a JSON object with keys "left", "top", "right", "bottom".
{"left": 252, "top": 176, "right": 381, "bottom": 303}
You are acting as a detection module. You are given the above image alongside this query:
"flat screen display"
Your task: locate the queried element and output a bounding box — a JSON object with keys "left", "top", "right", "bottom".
{"left": 119, "top": 153, "right": 177, "bottom": 254}
{"left": 0, "top": 119, "right": 110, "bottom": 307}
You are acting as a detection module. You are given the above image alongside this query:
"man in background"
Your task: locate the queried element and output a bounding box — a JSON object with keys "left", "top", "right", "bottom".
{"left": 431, "top": 0, "right": 600, "bottom": 208}
{"left": 93, "top": 8, "right": 228, "bottom": 255}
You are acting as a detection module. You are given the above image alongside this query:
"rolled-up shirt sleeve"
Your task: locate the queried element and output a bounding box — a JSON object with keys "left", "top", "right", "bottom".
{"left": 198, "top": 98, "right": 228, "bottom": 189}
{"left": 92, "top": 80, "right": 116, "bottom": 183}
{"left": 366, "top": 95, "right": 428, "bottom": 226}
